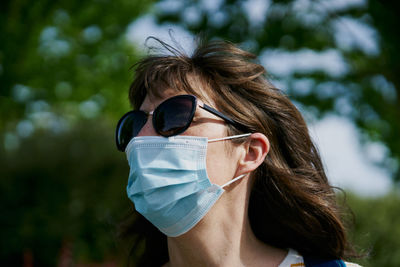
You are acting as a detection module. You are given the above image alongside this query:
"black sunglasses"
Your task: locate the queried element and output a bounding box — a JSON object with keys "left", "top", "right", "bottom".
{"left": 115, "top": 94, "right": 249, "bottom": 151}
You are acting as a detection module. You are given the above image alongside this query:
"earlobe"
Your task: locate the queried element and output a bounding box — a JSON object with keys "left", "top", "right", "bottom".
{"left": 239, "top": 133, "right": 269, "bottom": 173}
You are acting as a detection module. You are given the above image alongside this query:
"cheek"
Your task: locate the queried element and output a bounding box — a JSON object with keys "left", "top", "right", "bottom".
{"left": 205, "top": 143, "right": 238, "bottom": 186}
{"left": 181, "top": 116, "right": 237, "bottom": 184}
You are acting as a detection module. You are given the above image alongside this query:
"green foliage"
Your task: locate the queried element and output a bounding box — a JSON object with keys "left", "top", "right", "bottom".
{"left": 0, "top": 0, "right": 154, "bottom": 132}
{"left": 0, "top": 121, "right": 132, "bottom": 265}
{"left": 1, "top": 0, "right": 399, "bottom": 265}
{"left": 346, "top": 192, "right": 400, "bottom": 267}
{"left": 0, "top": 0, "right": 154, "bottom": 264}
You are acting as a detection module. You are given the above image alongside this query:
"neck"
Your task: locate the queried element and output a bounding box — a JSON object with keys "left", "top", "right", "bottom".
{"left": 165, "top": 188, "right": 287, "bottom": 267}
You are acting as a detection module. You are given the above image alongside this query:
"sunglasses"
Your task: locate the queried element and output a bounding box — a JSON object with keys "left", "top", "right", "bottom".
{"left": 115, "top": 94, "right": 249, "bottom": 151}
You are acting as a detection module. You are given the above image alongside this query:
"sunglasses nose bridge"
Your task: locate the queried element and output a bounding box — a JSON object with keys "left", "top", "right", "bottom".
{"left": 136, "top": 112, "right": 159, "bottom": 137}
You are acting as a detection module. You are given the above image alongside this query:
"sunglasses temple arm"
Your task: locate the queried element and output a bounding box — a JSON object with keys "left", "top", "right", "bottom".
{"left": 200, "top": 104, "right": 249, "bottom": 133}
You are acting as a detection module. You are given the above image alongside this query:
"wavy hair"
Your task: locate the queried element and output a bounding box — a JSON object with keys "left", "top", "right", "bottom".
{"left": 119, "top": 37, "right": 356, "bottom": 266}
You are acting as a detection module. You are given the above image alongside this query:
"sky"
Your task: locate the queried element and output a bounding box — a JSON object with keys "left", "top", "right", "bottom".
{"left": 125, "top": 0, "right": 393, "bottom": 197}
{"left": 309, "top": 114, "right": 392, "bottom": 196}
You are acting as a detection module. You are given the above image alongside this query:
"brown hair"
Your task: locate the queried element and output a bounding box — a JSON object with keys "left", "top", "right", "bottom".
{"left": 120, "top": 37, "right": 356, "bottom": 266}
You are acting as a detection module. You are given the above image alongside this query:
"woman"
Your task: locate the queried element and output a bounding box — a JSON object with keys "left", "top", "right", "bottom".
{"left": 116, "top": 37, "right": 361, "bottom": 266}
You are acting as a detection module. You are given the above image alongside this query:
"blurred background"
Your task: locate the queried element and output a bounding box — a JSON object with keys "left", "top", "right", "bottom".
{"left": 1, "top": 0, "right": 399, "bottom": 266}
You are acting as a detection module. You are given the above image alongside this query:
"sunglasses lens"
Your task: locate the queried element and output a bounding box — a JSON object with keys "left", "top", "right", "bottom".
{"left": 116, "top": 111, "right": 147, "bottom": 151}
{"left": 154, "top": 96, "right": 196, "bottom": 136}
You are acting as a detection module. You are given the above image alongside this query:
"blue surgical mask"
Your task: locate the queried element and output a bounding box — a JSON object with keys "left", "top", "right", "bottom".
{"left": 125, "top": 133, "right": 250, "bottom": 237}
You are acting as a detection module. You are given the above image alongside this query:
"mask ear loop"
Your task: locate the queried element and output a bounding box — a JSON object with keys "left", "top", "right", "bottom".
{"left": 221, "top": 174, "right": 247, "bottom": 188}
{"left": 208, "top": 133, "right": 251, "bottom": 143}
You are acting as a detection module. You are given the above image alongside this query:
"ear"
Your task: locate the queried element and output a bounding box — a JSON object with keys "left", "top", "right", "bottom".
{"left": 238, "top": 133, "right": 269, "bottom": 174}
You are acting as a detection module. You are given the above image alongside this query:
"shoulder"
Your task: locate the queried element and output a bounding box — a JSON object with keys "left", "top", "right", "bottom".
{"left": 278, "top": 249, "right": 304, "bottom": 267}
{"left": 279, "top": 249, "right": 363, "bottom": 267}
{"left": 343, "top": 262, "right": 363, "bottom": 267}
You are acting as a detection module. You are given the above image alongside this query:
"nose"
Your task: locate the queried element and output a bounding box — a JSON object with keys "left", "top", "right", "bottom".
{"left": 136, "top": 115, "right": 159, "bottom": 137}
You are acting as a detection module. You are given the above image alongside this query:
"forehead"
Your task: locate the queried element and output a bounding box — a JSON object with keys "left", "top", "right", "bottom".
{"left": 143, "top": 81, "right": 216, "bottom": 110}
{"left": 140, "top": 88, "right": 180, "bottom": 111}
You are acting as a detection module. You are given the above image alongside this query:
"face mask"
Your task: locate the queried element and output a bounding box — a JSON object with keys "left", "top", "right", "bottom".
{"left": 125, "top": 133, "right": 250, "bottom": 237}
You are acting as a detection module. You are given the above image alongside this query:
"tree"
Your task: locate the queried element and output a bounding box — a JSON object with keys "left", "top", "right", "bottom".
{"left": 0, "top": 121, "right": 131, "bottom": 265}
{"left": 0, "top": 0, "right": 154, "bottom": 265}
{"left": 154, "top": 0, "right": 400, "bottom": 181}
{"left": 347, "top": 192, "right": 400, "bottom": 267}
{"left": 0, "top": 0, "right": 154, "bottom": 138}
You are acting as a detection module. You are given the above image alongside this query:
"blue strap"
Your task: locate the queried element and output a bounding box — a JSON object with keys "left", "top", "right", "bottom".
{"left": 303, "top": 256, "right": 346, "bottom": 267}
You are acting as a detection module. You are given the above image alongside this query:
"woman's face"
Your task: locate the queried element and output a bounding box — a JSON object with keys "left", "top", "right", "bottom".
{"left": 137, "top": 88, "right": 243, "bottom": 187}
